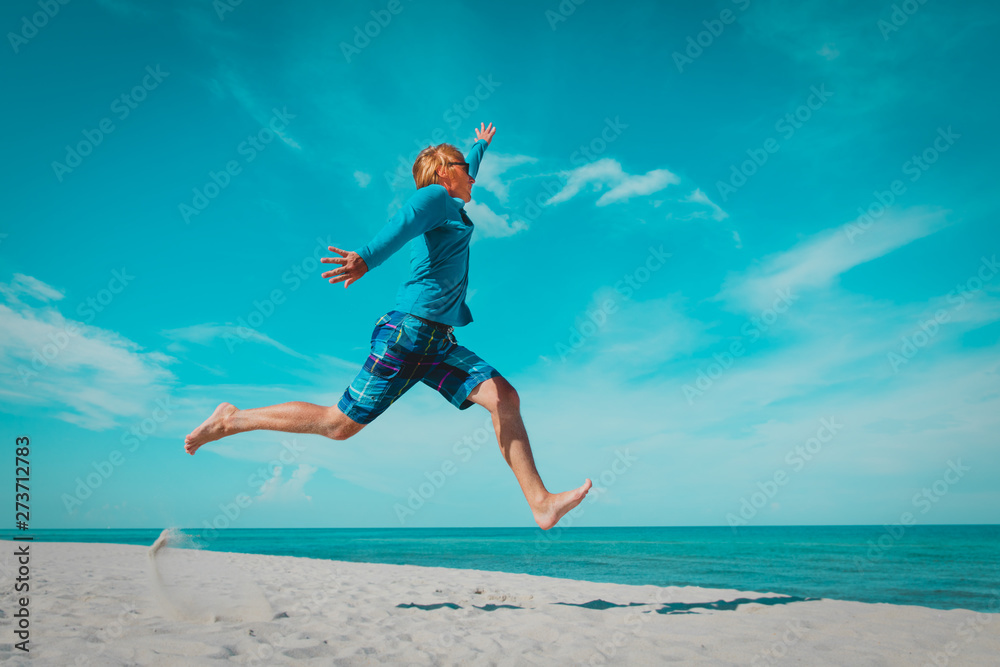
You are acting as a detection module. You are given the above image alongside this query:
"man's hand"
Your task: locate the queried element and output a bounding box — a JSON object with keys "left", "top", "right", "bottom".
{"left": 475, "top": 121, "right": 496, "bottom": 145}
{"left": 321, "top": 246, "right": 368, "bottom": 288}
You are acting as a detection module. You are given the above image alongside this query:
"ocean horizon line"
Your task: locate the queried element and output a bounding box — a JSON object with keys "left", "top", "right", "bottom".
{"left": 10, "top": 522, "right": 999, "bottom": 532}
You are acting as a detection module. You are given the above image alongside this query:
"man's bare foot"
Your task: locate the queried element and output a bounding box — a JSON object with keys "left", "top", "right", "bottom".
{"left": 184, "top": 402, "right": 238, "bottom": 455}
{"left": 532, "top": 479, "right": 593, "bottom": 530}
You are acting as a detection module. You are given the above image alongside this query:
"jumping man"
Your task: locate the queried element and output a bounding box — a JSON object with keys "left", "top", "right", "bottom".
{"left": 185, "top": 122, "right": 591, "bottom": 530}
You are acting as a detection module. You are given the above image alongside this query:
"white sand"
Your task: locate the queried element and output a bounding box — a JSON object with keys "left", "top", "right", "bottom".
{"left": 0, "top": 538, "right": 997, "bottom": 666}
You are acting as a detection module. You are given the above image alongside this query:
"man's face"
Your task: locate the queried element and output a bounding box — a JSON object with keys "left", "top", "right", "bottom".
{"left": 439, "top": 161, "right": 475, "bottom": 202}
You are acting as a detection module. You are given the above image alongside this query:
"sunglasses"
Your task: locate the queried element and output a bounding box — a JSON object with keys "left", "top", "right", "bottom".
{"left": 448, "top": 161, "right": 470, "bottom": 174}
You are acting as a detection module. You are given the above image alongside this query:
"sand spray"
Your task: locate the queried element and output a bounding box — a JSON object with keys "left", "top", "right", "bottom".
{"left": 147, "top": 527, "right": 273, "bottom": 623}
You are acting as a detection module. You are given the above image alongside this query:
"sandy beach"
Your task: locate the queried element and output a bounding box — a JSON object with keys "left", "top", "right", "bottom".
{"left": 1, "top": 539, "right": 997, "bottom": 666}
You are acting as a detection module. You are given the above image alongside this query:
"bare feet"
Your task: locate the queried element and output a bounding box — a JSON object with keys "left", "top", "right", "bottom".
{"left": 532, "top": 479, "right": 593, "bottom": 530}
{"left": 184, "top": 402, "right": 238, "bottom": 455}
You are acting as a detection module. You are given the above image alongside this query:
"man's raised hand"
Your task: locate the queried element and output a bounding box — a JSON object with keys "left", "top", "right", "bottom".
{"left": 321, "top": 246, "right": 368, "bottom": 288}
{"left": 475, "top": 122, "right": 496, "bottom": 145}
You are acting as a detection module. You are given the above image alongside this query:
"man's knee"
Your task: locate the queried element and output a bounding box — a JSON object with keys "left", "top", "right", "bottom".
{"left": 474, "top": 376, "right": 519, "bottom": 413}
{"left": 497, "top": 377, "right": 519, "bottom": 408}
{"left": 325, "top": 407, "right": 365, "bottom": 441}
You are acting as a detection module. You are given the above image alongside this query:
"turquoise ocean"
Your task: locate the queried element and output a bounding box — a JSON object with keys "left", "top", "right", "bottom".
{"left": 10, "top": 525, "right": 999, "bottom": 613}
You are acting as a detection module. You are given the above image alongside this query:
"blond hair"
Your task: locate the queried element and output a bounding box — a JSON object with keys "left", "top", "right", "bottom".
{"left": 412, "top": 143, "right": 465, "bottom": 189}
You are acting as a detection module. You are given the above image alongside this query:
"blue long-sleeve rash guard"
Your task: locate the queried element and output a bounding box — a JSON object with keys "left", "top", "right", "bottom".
{"left": 354, "top": 139, "right": 488, "bottom": 327}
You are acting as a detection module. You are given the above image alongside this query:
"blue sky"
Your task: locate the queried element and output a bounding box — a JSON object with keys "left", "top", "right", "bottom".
{"left": 2, "top": 0, "right": 998, "bottom": 531}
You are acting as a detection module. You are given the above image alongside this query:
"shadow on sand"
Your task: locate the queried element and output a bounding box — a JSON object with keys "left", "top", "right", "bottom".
{"left": 653, "top": 595, "right": 818, "bottom": 615}
{"left": 396, "top": 595, "right": 818, "bottom": 613}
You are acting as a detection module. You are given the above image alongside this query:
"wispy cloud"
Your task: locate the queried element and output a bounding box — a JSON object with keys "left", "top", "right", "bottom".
{"left": 0, "top": 274, "right": 65, "bottom": 304}
{"left": 522, "top": 279, "right": 1000, "bottom": 522}
{"left": 213, "top": 65, "right": 302, "bottom": 150}
{"left": 817, "top": 43, "right": 840, "bottom": 60}
{"left": 682, "top": 188, "right": 729, "bottom": 221}
{"left": 0, "top": 284, "right": 176, "bottom": 430}
{"left": 162, "top": 323, "right": 309, "bottom": 360}
{"left": 354, "top": 170, "right": 372, "bottom": 188}
{"left": 598, "top": 169, "right": 680, "bottom": 206}
{"left": 466, "top": 201, "right": 528, "bottom": 239}
{"left": 719, "top": 207, "right": 950, "bottom": 312}
{"left": 473, "top": 153, "right": 538, "bottom": 202}
{"left": 256, "top": 464, "right": 317, "bottom": 503}
{"left": 545, "top": 159, "right": 680, "bottom": 207}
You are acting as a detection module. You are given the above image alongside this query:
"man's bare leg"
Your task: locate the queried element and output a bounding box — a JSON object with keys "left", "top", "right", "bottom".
{"left": 184, "top": 402, "right": 364, "bottom": 454}
{"left": 466, "top": 377, "right": 591, "bottom": 530}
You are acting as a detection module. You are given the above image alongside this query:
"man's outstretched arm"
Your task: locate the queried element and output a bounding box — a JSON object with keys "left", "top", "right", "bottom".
{"left": 321, "top": 186, "right": 449, "bottom": 288}
{"left": 468, "top": 121, "right": 496, "bottom": 180}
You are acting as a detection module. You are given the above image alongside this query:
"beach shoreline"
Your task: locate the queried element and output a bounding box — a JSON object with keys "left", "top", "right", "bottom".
{"left": 1, "top": 540, "right": 998, "bottom": 665}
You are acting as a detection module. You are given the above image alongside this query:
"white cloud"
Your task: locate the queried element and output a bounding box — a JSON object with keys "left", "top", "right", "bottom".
{"left": 162, "top": 323, "right": 309, "bottom": 360}
{"left": 0, "top": 274, "right": 65, "bottom": 304}
{"left": 538, "top": 290, "right": 707, "bottom": 378}
{"left": 545, "top": 159, "right": 621, "bottom": 206}
{"left": 256, "top": 464, "right": 317, "bottom": 503}
{"left": 465, "top": 201, "right": 528, "bottom": 239}
{"left": 597, "top": 169, "right": 680, "bottom": 206}
{"left": 472, "top": 153, "right": 538, "bottom": 202}
{"left": 719, "top": 206, "right": 950, "bottom": 312}
{"left": 817, "top": 43, "right": 840, "bottom": 60}
{"left": 546, "top": 159, "right": 680, "bottom": 207}
{"left": 354, "top": 171, "right": 372, "bottom": 188}
{"left": 0, "top": 291, "right": 176, "bottom": 430}
{"left": 682, "top": 188, "right": 729, "bottom": 221}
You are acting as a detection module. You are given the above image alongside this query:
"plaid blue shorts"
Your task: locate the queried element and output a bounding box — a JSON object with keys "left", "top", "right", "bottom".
{"left": 337, "top": 310, "right": 502, "bottom": 425}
